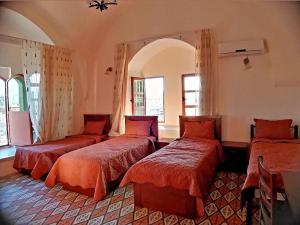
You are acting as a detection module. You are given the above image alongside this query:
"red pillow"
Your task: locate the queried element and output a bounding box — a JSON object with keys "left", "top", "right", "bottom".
{"left": 83, "top": 121, "right": 106, "bottom": 135}
{"left": 125, "top": 120, "right": 152, "bottom": 136}
{"left": 254, "top": 119, "right": 292, "bottom": 139}
{"left": 183, "top": 121, "right": 215, "bottom": 139}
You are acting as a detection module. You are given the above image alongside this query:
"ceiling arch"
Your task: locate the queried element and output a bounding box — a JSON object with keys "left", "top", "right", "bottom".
{"left": 129, "top": 38, "right": 195, "bottom": 73}
{"left": 0, "top": 7, "right": 53, "bottom": 44}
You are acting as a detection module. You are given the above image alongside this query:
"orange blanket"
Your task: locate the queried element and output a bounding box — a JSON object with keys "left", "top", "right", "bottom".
{"left": 120, "top": 138, "right": 222, "bottom": 216}
{"left": 242, "top": 138, "right": 300, "bottom": 191}
{"left": 13, "top": 134, "right": 105, "bottom": 180}
{"left": 45, "top": 135, "right": 156, "bottom": 201}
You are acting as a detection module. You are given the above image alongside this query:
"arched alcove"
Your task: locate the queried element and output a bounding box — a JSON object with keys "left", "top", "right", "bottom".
{"left": 126, "top": 38, "right": 196, "bottom": 138}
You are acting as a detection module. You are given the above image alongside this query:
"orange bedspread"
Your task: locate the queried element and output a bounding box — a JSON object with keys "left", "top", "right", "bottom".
{"left": 45, "top": 135, "right": 156, "bottom": 201}
{"left": 13, "top": 134, "right": 105, "bottom": 180}
{"left": 120, "top": 138, "right": 222, "bottom": 216}
{"left": 242, "top": 138, "right": 300, "bottom": 191}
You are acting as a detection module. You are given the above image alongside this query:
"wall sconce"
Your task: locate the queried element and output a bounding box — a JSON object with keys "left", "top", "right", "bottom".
{"left": 105, "top": 67, "right": 113, "bottom": 75}
{"left": 243, "top": 56, "right": 252, "bottom": 70}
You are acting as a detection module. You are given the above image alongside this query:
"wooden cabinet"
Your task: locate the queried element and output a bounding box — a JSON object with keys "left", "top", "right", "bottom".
{"left": 221, "top": 141, "right": 249, "bottom": 172}
{"left": 155, "top": 138, "right": 175, "bottom": 150}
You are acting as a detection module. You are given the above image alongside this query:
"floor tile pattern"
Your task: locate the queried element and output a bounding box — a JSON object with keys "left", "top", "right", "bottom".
{"left": 0, "top": 172, "right": 258, "bottom": 225}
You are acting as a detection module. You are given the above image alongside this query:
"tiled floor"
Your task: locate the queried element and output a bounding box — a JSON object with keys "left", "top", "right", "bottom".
{"left": 0, "top": 172, "right": 258, "bottom": 225}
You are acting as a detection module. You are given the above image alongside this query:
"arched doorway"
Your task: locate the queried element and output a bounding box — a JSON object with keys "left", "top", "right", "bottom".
{"left": 126, "top": 38, "right": 196, "bottom": 138}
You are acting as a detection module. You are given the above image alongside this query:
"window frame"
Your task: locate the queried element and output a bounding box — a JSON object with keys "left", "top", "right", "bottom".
{"left": 181, "top": 74, "right": 200, "bottom": 116}
{"left": 131, "top": 76, "right": 165, "bottom": 123}
{"left": 0, "top": 76, "right": 8, "bottom": 147}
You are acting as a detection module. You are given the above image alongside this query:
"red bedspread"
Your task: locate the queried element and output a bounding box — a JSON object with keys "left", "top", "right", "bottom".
{"left": 120, "top": 138, "right": 222, "bottom": 216}
{"left": 45, "top": 135, "right": 156, "bottom": 201}
{"left": 242, "top": 138, "right": 300, "bottom": 191}
{"left": 13, "top": 134, "right": 105, "bottom": 180}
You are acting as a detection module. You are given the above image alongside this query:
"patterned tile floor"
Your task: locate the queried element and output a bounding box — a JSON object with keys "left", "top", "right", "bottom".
{"left": 0, "top": 172, "right": 258, "bottom": 225}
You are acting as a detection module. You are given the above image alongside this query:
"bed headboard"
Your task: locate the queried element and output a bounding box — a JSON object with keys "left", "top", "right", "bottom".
{"left": 125, "top": 116, "right": 159, "bottom": 140}
{"left": 179, "top": 115, "right": 222, "bottom": 141}
{"left": 84, "top": 114, "right": 111, "bottom": 135}
{"left": 250, "top": 124, "right": 299, "bottom": 140}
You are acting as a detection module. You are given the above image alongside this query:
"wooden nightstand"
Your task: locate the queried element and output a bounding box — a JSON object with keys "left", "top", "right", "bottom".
{"left": 221, "top": 141, "right": 249, "bottom": 172}
{"left": 155, "top": 138, "right": 175, "bottom": 150}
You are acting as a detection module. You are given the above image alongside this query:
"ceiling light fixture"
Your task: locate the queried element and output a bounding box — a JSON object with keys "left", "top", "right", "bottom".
{"left": 88, "top": 0, "right": 117, "bottom": 11}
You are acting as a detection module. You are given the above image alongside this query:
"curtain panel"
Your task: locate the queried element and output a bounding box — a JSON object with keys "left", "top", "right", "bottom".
{"left": 22, "top": 40, "right": 73, "bottom": 142}
{"left": 109, "top": 43, "right": 129, "bottom": 136}
{"left": 22, "top": 40, "right": 43, "bottom": 142}
{"left": 195, "top": 29, "right": 215, "bottom": 115}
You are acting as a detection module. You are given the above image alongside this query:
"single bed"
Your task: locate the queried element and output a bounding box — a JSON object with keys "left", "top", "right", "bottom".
{"left": 120, "top": 115, "right": 223, "bottom": 218}
{"left": 45, "top": 116, "right": 158, "bottom": 201}
{"left": 241, "top": 119, "right": 300, "bottom": 225}
{"left": 13, "top": 114, "right": 111, "bottom": 180}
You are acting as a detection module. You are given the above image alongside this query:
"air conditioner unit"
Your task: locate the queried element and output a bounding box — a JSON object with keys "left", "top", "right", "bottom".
{"left": 218, "top": 39, "right": 265, "bottom": 57}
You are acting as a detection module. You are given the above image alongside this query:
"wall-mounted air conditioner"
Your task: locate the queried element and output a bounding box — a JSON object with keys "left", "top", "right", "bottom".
{"left": 218, "top": 39, "right": 265, "bottom": 57}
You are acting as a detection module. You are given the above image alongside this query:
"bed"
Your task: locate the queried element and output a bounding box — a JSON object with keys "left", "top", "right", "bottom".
{"left": 241, "top": 119, "right": 300, "bottom": 225}
{"left": 120, "top": 115, "right": 223, "bottom": 218}
{"left": 13, "top": 114, "right": 111, "bottom": 180}
{"left": 45, "top": 116, "right": 158, "bottom": 201}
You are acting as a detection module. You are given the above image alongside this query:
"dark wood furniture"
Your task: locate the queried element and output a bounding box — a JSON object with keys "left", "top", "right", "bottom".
{"left": 258, "top": 156, "right": 292, "bottom": 225}
{"left": 244, "top": 124, "right": 299, "bottom": 225}
{"left": 282, "top": 171, "right": 300, "bottom": 224}
{"left": 155, "top": 138, "right": 175, "bottom": 150}
{"left": 134, "top": 115, "right": 222, "bottom": 218}
{"left": 250, "top": 124, "right": 298, "bottom": 139}
{"left": 179, "top": 115, "right": 222, "bottom": 141}
{"left": 84, "top": 114, "right": 111, "bottom": 135}
{"left": 221, "top": 141, "right": 249, "bottom": 172}
{"left": 125, "top": 115, "right": 158, "bottom": 140}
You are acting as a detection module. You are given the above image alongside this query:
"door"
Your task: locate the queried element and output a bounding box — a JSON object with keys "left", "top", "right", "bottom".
{"left": 131, "top": 77, "right": 146, "bottom": 116}
{"left": 7, "top": 75, "right": 32, "bottom": 145}
{"left": 0, "top": 77, "right": 8, "bottom": 146}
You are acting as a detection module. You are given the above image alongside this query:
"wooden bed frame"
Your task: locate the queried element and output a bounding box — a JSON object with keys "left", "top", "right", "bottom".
{"left": 243, "top": 124, "right": 299, "bottom": 225}
{"left": 63, "top": 115, "right": 158, "bottom": 196}
{"left": 125, "top": 115, "right": 159, "bottom": 140}
{"left": 84, "top": 114, "right": 111, "bottom": 135}
{"left": 134, "top": 115, "right": 222, "bottom": 218}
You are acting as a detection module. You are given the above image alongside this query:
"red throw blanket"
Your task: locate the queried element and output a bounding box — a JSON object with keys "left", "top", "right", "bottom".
{"left": 13, "top": 134, "right": 105, "bottom": 179}
{"left": 120, "top": 138, "right": 222, "bottom": 216}
{"left": 45, "top": 135, "right": 156, "bottom": 201}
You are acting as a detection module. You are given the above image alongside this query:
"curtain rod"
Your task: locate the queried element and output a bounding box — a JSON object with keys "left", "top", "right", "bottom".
{"left": 123, "top": 29, "right": 201, "bottom": 45}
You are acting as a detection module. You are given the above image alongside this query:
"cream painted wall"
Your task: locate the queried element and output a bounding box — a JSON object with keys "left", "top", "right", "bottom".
{"left": 94, "top": 1, "right": 300, "bottom": 142}
{"left": 0, "top": 42, "right": 22, "bottom": 77}
{"left": 2, "top": 1, "right": 300, "bottom": 141}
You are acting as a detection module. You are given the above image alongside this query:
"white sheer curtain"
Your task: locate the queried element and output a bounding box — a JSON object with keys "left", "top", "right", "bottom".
{"left": 109, "top": 43, "right": 129, "bottom": 136}
{"left": 22, "top": 40, "right": 43, "bottom": 142}
{"left": 22, "top": 40, "right": 73, "bottom": 142}
{"left": 195, "top": 29, "right": 215, "bottom": 115}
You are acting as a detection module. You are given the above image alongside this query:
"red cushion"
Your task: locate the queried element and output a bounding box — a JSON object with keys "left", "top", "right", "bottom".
{"left": 83, "top": 121, "right": 106, "bottom": 135}
{"left": 183, "top": 121, "right": 215, "bottom": 139}
{"left": 125, "top": 120, "right": 152, "bottom": 136}
{"left": 254, "top": 119, "right": 293, "bottom": 139}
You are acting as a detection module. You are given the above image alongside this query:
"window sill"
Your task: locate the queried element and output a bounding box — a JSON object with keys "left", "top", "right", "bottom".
{"left": 0, "top": 147, "right": 16, "bottom": 161}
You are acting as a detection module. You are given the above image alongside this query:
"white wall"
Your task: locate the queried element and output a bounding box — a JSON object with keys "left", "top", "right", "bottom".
{"left": 94, "top": 1, "right": 300, "bottom": 142}
{"left": 2, "top": 1, "right": 300, "bottom": 142}
{"left": 0, "top": 42, "right": 22, "bottom": 77}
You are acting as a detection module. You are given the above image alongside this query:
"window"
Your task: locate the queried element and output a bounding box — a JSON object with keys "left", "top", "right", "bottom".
{"left": 0, "top": 77, "right": 8, "bottom": 146}
{"left": 28, "top": 73, "right": 40, "bottom": 122}
{"left": 131, "top": 76, "right": 165, "bottom": 122}
{"left": 182, "top": 74, "right": 200, "bottom": 116}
